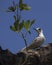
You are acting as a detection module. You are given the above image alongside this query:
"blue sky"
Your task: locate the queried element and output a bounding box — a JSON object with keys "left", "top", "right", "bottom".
{"left": 0, "top": 0, "right": 52, "bottom": 53}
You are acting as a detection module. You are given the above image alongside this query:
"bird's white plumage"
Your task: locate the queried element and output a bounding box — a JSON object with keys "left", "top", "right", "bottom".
{"left": 21, "top": 28, "right": 46, "bottom": 52}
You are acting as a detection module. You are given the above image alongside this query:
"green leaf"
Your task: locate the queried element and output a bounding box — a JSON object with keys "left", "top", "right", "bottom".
{"left": 14, "top": 21, "right": 19, "bottom": 31}
{"left": 8, "top": 6, "right": 16, "bottom": 12}
{"left": 23, "top": 5, "right": 31, "bottom": 10}
{"left": 10, "top": 26, "right": 17, "bottom": 31}
{"left": 19, "top": 0, "right": 23, "bottom": 9}
{"left": 24, "top": 20, "right": 30, "bottom": 31}
{"left": 19, "top": 20, "right": 24, "bottom": 31}
{"left": 30, "top": 20, "right": 35, "bottom": 27}
{"left": 19, "top": 4, "right": 31, "bottom": 11}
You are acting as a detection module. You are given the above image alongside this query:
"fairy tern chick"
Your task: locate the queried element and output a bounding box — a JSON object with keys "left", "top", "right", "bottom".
{"left": 21, "top": 28, "right": 46, "bottom": 52}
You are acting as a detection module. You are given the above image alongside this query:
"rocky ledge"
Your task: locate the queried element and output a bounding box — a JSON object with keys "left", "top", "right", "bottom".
{"left": 0, "top": 43, "right": 52, "bottom": 65}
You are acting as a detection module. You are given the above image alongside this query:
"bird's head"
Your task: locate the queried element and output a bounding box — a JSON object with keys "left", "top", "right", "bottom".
{"left": 33, "top": 28, "right": 43, "bottom": 34}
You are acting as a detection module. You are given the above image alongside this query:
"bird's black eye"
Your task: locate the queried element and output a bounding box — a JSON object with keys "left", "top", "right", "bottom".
{"left": 38, "top": 28, "right": 41, "bottom": 31}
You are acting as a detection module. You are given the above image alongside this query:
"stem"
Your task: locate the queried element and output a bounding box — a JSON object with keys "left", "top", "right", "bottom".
{"left": 21, "top": 32, "right": 28, "bottom": 51}
{"left": 16, "top": 5, "right": 19, "bottom": 20}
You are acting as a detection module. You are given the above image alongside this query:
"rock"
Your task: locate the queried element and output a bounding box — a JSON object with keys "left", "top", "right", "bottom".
{"left": 0, "top": 43, "right": 52, "bottom": 65}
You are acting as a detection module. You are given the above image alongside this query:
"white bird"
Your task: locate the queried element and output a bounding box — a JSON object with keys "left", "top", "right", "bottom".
{"left": 21, "top": 28, "right": 46, "bottom": 52}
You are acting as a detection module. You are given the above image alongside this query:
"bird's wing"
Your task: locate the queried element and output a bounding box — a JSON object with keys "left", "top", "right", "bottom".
{"left": 28, "top": 36, "right": 45, "bottom": 49}
{"left": 21, "top": 37, "right": 44, "bottom": 52}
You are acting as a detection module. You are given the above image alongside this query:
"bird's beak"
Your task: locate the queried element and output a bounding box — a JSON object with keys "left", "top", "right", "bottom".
{"left": 33, "top": 28, "right": 37, "bottom": 32}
